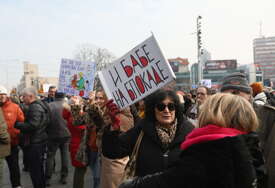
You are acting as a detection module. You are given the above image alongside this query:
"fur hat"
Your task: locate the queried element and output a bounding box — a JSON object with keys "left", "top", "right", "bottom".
{"left": 0, "top": 85, "right": 8, "bottom": 95}
{"left": 220, "top": 72, "right": 252, "bottom": 94}
{"left": 250, "top": 82, "right": 263, "bottom": 96}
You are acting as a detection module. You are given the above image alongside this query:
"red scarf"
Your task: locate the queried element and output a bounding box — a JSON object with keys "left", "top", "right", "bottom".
{"left": 181, "top": 124, "right": 246, "bottom": 150}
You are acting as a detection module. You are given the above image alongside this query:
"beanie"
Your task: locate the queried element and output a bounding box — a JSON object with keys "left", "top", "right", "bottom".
{"left": 250, "top": 82, "right": 263, "bottom": 96}
{"left": 220, "top": 72, "right": 252, "bottom": 94}
{"left": 0, "top": 85, "right": 8, "bottom": 95}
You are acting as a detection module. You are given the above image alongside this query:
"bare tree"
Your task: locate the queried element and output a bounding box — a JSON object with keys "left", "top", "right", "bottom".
{"left": 74, "top": 43, "right": 116, "bottom": 89}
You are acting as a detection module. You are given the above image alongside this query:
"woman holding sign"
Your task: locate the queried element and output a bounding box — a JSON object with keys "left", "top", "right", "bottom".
{"left": 119, "top": 93, "right": 262, "bottom": 188}
{"left": 102, "top": 89, "right": 194, "bottom": 181}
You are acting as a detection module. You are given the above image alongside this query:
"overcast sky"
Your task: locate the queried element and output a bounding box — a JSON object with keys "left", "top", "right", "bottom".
{"left": 0, "top": 0, "right": 275, "bottom": 88}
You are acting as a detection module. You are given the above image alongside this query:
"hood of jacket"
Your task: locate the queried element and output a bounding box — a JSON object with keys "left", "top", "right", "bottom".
{"left": 254, "top": 92, "right": 267, "bottom": 105}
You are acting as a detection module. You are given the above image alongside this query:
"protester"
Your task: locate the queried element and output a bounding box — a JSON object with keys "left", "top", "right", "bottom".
{"left": 102, "top": 89, "right": 193, "bottom": 181}
{"left": 15, "top": 87, "right": 49, "bottom": 188}
{"left": 0, "top": 85, "right": 24, "bottom": 188}
{"left": 220, "top": 72, "right": 272, "bottom": 187}
{"left": 43, "top": 86, "right": 57, "bottom": 103}
{"left": 70, "top": 88, "right": 134, "bottom": 188}
{"left": 250, "top": 82, "right": 267, "bottom": 105}
{"left": 45, "top": 92, "right": 71, "bottom": 186}
{"left": 0, "top": 106, "right": 10, "bottom": 187}
{"left": 62, "top": 96, "right": 87, "bottom": 188}
{"left": 186, "top": 86, "right": 210, "bottom": 127}
{"left": 119, "top": 93, "right": 260, "bottom": 188}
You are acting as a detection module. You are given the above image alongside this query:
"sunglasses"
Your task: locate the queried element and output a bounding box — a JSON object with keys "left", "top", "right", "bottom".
{"left": 155, "top": 103, "right": 176, "bottom": 111}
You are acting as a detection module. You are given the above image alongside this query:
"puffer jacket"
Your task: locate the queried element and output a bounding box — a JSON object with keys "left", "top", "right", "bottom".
{"left": 1, "top": 99, "right": 24, "bottom": 145}
{"left": 15, "top": 100, "right": 48, "bottom": 144}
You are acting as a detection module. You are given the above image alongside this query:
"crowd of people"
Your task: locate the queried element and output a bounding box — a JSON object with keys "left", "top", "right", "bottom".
{"left": 0, "top": 72, "right": 275, "bottom": 188}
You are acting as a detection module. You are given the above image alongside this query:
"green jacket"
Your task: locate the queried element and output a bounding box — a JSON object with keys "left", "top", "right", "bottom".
{"left": 0, "top": 108, "right": 10, "bottom": 158}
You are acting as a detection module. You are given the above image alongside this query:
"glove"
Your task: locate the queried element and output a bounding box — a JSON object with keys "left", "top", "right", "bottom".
{"left": 106, "top": 99, "right": 120, "bottom": 130}
{"left": 14, "top": 122, "right": 24, "bottom": 130}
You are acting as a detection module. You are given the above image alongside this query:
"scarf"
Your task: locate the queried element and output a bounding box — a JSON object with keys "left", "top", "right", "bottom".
{"left": 155, "top": 119, "right": 177, "bottom": 149}
{"left": 180, "top": 124, "right": 246, "bottom": 150}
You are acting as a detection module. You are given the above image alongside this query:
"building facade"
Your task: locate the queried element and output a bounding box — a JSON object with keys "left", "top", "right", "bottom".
{"left": 168, "top": 58, "right": 191, "bottom": 91}
{"left": 17, "top": 62, "right": 58, "bottom": 94}
{"left": 253, "top": 36, "right": 275, "bottom": 84}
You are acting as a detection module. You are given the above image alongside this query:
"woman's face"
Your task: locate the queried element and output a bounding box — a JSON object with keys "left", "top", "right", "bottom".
{"left": 95, "top": 91, "right": 106, "bottom": 108}
{"left": 154, "top": 97, "right": 176, "bottom": 127}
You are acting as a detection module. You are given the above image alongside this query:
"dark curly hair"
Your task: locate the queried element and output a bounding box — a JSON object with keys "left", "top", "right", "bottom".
{"left": 144, "top": 89, "right": 184, "bottom": 125}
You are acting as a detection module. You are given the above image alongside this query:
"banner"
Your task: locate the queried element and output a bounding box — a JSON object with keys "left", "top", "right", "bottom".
{"left": 98, "top": 35, "right": 176, "bottom": 109}
{"left": 58, "top": 59, "right": 96, "bottom": 97}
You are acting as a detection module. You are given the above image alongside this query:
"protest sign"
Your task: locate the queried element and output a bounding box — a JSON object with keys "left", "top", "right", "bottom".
{"left": 58, "top": 59, "right": 96, "bottom": 97}
{"left": 201, "top": 79, "right": 212, "bottom": 88}
{"left": 98, "top": 35, "right": 176, "bottom": 109}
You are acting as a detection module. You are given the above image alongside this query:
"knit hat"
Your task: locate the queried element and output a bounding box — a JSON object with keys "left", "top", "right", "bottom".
{"left": 250, "top": 82, "right": 263, "bottom": 96}
{"left": 220, "top": 72, "right": 252, "bottom": 94}
{"left": 0, "top": 85, "right": 8, "bottom": 95}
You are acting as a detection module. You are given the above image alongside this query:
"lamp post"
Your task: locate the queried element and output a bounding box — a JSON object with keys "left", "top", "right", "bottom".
{"left": 197, "top": 16, "right": 203, "bottom": 85}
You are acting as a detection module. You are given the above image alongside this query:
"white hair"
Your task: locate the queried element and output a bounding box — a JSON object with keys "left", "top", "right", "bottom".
{"left": 21, "top": 87, "right": 38, "bottom": 97}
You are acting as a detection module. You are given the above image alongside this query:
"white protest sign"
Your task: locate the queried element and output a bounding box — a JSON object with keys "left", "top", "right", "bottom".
{"left": 43, "top": 84, "right": 54, "bottom": 93}
{"left": 201, "top": 79, "right": 212, "bottom": 88}
{"left": 58, "top": 59, "right": 96, "bottom": 97}
{"left": 98, "top": 35, "right": 176, "bottom": 109}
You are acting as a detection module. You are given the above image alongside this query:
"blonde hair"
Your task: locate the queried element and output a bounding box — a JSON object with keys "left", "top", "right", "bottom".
{"left": 198, "top": 93, "right": 258, "bottom": 132}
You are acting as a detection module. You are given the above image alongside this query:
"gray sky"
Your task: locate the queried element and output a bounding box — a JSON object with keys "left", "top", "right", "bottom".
{"left": 1, "top": 0, "right": 275, "bottom": 88}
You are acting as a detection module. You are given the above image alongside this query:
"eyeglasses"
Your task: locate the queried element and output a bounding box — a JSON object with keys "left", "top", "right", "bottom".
{"left": 155, "top": 103, "right": 175, "bottom": 111}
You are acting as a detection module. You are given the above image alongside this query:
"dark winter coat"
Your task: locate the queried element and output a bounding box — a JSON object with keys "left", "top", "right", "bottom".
{"left": 15, "top": 100, "right": 48, "bottom": 144}
{"left": 102, "top": 118, "right": 194, "bottom": 177}
{"left": 119, "top": 134, "right": 258, "bottom": 188}
{"left": 256, "top": 104, "right": 275, "bottom": 188}
{"left": 48, "top": 100, "right": 71, "bottom": 140}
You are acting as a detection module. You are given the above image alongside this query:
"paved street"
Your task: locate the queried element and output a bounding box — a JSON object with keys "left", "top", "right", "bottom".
{"left": 2, "top": 149, "right": 93, "bottom": 188}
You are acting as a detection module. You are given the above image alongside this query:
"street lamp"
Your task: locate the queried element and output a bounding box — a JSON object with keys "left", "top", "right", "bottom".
{"left": 197, "top": 16, "right": 203, "bottom": 85}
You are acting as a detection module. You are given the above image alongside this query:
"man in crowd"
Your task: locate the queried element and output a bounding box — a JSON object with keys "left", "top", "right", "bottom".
{"left": 46, "top": 92, "right": 71, "bottom": 186}
{"left": 186, "top": 86, "right": 210, "bottom": 127}
{"left": 220, "top": 72, "right": 275, "bottom": 188}
{"left": 15, "top": 88, "right": 49, "bottom": 188}
{"left": 0, "top": 85, "right": 24, "bottom": 188}
{"left": 43, "top": 86, "right": 57, "bottom": 103}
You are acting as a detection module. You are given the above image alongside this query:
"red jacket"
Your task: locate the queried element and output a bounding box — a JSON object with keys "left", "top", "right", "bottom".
{"left": 1, "top": 99, "right": 24, "bottom": 146}
{"left": 63, "top": 108, "right": 86, "bottom": 167}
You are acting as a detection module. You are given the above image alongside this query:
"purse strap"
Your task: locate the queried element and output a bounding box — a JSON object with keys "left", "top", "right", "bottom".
{"left": 129, "top": 130, "right": 144, "bottom": 161}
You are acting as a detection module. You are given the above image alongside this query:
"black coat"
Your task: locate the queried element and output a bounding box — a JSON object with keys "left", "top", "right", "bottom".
{"left": 119, "top": 134, "right": 258, "bottom": 188}
{"left": 15, "top": 100, "right": 48, "bottom": 144}
{"left": 102, "top": 118, "right": 194, "bottom": 177}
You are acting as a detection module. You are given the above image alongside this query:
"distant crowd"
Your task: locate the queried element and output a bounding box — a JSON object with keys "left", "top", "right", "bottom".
{"left": 0, "top": 72, "right": 275, "bottom": 188}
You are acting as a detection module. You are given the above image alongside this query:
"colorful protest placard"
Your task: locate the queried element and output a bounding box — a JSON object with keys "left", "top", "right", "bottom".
{"left": 58, "top": 59, "right": 96, "bottom": 97}
{"left": 98, "top": 35, "right": 176, "bottom": 109}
